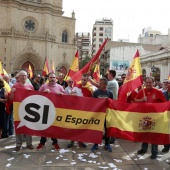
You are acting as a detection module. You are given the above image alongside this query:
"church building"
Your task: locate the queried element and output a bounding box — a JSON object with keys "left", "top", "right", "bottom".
{"left": 0, "top": 0, "right": 76, "bottom": 76}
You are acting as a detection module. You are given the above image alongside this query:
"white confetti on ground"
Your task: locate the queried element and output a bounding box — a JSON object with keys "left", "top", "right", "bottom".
{"left": 123, "top": 155, "right": 132, "bottom": 160}
{"left": 96, "top": 152, "right": 101, "bottom": 155}
{"left": 59, "top": 155, "right": 63, "bottom": 157}
{"left": 59, "top": 149, "right": 70, "bottom": 154}
{"left": 114, "top": 145, "right": 120, "bottom": 147}
{"left": 144, "top": 168, "right": 148, "bottom": 170}
{"left": 89, "top": 153, "right": 98, "bottom": 158}
{"left": 4, "top": 146, "right": 16, "bottom": 149}
{"left": 72, "top": 151, "right": 76, "bottom": 153}
{"left": 99, "top": 166, "right": 109, "bottom": 169}
{"left": 46, "top": 161, "right": 52, "bottom": 164}
{"left": 71, "top": 162, "right": 76, "bottom": 165}
{"left": 23, "top": 154, "right": 30, "bottom": 159}
{"left": 7, "top": 157, "right": 14, "bottom": 161}
{"left": 166, "top": 160, "right": 169, "bottom": 162}
{"left": 113, "top": 159, "right": 122, "bottom": 163}
{"left": 63, "top": 159, "right": 68, "bottom": 161}
{"left": 56, "top": 157, "right": 60, "bottom": 160}
{"left": 108, "top": 163, "right": 116, "bottom": 168}
{"left": 6, "top": 163, "right": 11, "bottom": 167}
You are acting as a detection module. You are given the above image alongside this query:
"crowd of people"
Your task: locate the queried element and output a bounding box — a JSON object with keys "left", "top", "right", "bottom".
{"left": 0, "top": 69, "right": 169, "bottom": 159}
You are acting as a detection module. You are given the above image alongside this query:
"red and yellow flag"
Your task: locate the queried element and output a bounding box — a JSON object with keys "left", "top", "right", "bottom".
{"left": 0, "top": 60, "right": 11, "bottom": 92}
{"left": 42, "top": 57, "right": 49, "bottom": 77}
{"left": 13, "top": 89, "right": 106, "bottom": 144}
{"left": 51, "top": 61, "right": 55, "bottom": 73}
{"left": 118, "top": 50, "right": 143, "bottom": 102}
{"left": 106, "top": 99, "right": 170, "bottom": 145}
{"left": 93, "top": 61, "right": 100, "bottom": 82}
{"left": 168, "top": 74, "right": 170, "bottom": 80}
{"left": 28, "top": 64, "right": 33, "bottom": 78}
{"left": 72, "top": 38, "right": 108, "bottom": 83}
{"left": 0, "top": 60, "right": 4, "bottom": 75}
{"left": 65, "top": 50, "right": 79, "bottom": 81}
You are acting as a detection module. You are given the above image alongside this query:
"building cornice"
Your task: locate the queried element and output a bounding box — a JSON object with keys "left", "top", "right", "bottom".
{"left": 0, "top": 28, "right": 56, "bottom": 42}
{"left": 141, "top": 49, "right": 170, "bottom": 63}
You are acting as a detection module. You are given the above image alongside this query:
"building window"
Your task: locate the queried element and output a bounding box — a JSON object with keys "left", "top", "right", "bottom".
{"left": 99, "top": 33, "right": 103, "bottom": 36}
{"left": 62, "top": 31, "right": 68, "bottom": 43}
{"left": 99, "top": 38, "right": 103, "bottom": 42}
{"left": 99, "top": 27, "right": 103, "bottom": 31}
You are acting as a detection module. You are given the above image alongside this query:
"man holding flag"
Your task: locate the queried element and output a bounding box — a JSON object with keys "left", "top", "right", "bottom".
{"left": 135, "top": 76, "right": 166, "bottom": 159}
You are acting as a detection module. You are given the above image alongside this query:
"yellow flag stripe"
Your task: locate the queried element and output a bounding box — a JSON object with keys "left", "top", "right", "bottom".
{"left": 106, "top": 108, "right": 170, "bottom": 134}
{"left": 14, "top": 102, "right": 105, "bottom": 131}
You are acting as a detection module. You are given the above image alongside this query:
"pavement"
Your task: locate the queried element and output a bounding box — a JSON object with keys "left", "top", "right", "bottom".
{"left": 0, "top": 136, "right": 170, "bottom": 170}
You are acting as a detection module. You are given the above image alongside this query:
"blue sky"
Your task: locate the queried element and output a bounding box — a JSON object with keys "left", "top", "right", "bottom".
{"left": 63, "top": 0, "right": 170, "bottom": 42}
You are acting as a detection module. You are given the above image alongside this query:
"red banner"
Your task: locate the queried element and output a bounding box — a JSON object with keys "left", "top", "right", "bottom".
{"left": 13, "top": 89, "right": 107, "bottom": 144}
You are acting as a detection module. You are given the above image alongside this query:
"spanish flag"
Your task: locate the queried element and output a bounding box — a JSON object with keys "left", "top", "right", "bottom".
{"left": 28, "top": 64, "right": 33, "bottom": 79}
{"left": 72, "top": 38, "right": 108, "bottom": 83}
{"left": 106, "top": 99, "right": 170, "bottom": 145}
{"left": 0, "top": 60, "right": 4, "bottom": 75}
{"left": 51, "top": 61, "right": 55, "bottom": 73}
{"left": 65, "top": 50, "right": 79, "bottom": 81}
{"left": 118, "top": 50, "right": 143, "bottom": 102}
{"left": 168, "top": 74, "right": 170, "bottom": 80}
{"left": 0, "top": 60, "right": 11, "bottom": 92}
{"left": 13, "top": 89, "right": 106, "bottom": 144}
{"left": 42, "top": 57, "right": 49, "bottom": 77}
{"left": 93, "top": 61, "right": 100, "bottom": 82}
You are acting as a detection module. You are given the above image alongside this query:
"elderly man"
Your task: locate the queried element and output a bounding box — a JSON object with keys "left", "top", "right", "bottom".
{"left": 65, "top": 79, "right": 74, "bottom": 95}
{"left": 36, "top": 72, "right": 65, "bottom": 151}
{"left": 135, "top": 76, "right": 166, "bottom": 159}
{"left": 10, "top": 70, "right": 34, "bottom": 151}
{"left": 57, "top": 73, "right": 68, "bottom": 89}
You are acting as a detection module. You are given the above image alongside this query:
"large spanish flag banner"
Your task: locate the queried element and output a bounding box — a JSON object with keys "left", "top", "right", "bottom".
{"left": 118, "top": 50, "right": 143, "bottom": 102}
{"left": 13, "top": 89, "right": 106, "bottom": 144}
{"left": 106, "top": 99, "right": 170, "bottom": 145}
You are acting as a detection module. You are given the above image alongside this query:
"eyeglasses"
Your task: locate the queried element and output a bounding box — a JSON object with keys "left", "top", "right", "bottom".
{"left": 68, "top": 81, "right": 73, "bottom": 83}
{"left": 49, "top": 77, "right": 55, "bottom": 78}
{"left": 122, "top": 77, "right": 126, "bottom": 79}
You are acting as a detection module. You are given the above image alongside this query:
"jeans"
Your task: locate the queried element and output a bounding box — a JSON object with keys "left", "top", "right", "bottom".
{"left": 40, "top": 137, "right": 58, "bottom": 145}
{"left": 141, "top": 143, "right": 158, "bottom": 155}
{"left": 2, "top": 113, "right": 14, "bottom": 136}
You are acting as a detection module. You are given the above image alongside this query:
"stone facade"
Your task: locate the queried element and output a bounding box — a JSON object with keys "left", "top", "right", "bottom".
{"left": 0, "top": 0, "right": 76, "bottom": 75}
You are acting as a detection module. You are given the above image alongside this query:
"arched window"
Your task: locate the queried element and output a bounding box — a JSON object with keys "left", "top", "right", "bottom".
{"left": 62, "top": 31, "right": 68, "bottom": 43}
